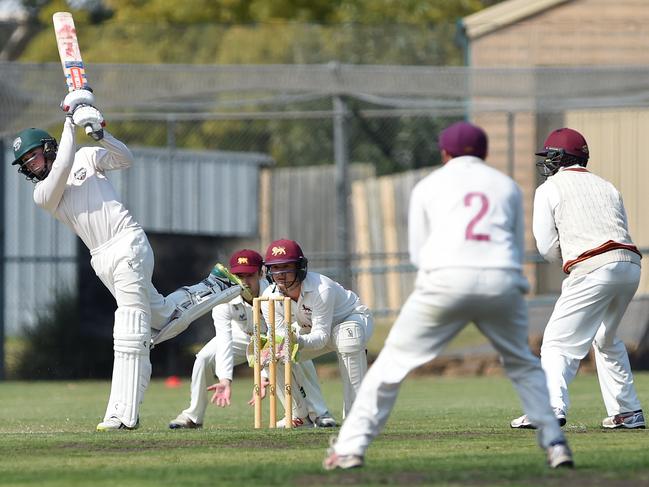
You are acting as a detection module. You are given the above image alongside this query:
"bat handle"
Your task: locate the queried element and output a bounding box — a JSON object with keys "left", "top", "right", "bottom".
{"left": 86, "top": 125, "right": 104, "bottom": 141}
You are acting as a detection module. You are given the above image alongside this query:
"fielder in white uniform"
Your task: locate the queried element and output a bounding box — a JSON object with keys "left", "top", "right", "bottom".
{"left": 511, "top": 128, "right": 644, "bottom": 430}
{"left": 261, "top": 238, "right": 374, "bottom": 426}
{"left": 323, "top": 121, "right": 573, "bottom": 471}
{"left": 168, "top": 249, "right": 337, "bottom": 428}
{"left": 11, "top": 89, "right": 243, "bottom": 431}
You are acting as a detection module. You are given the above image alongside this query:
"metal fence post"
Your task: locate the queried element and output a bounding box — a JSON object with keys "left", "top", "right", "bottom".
{"left": 0, "top": 138, "right": 5, "bottom": 380}
{"left": 507, "top": 111, "right": 515, "bottom": 178}
{"left": 333, "top": 94, "right": 352, "bottom": 289}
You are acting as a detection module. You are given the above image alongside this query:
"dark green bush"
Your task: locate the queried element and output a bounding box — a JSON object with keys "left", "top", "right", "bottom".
{"left": 15, "top": 290, "right": 113, "bottom": 380}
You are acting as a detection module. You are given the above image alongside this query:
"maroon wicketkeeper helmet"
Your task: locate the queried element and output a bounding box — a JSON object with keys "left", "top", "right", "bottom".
{"left": 264, "top": 238, "right": 308, "bottom": 283}
{"left": 535, "top": 128, "right": 589, "bottom": 177}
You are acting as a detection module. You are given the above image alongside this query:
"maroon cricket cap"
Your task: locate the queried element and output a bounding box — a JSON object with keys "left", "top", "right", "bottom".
{"left": 264, "top": 239, "right": 305, "bottom": 265}
{"left": 438, "top": 121, "right": 488, "bottom": 160}
{"left": 229, "top": 249, "right": 263, "bottom": 274}
{"left": 536, "top": 128, "right": 589, "bottom": 160}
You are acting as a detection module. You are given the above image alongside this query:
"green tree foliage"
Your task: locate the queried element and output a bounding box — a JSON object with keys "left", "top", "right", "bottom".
{"left": 21, "top": 0, "right": 501, "bottom": 64}
{"left": 18, "top": 0, "right": 504, "bottom": 173}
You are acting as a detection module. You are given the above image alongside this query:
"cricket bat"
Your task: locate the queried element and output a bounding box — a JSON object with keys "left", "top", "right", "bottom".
{"left": 53, "top": 12, "right": 88, "bottom": 91}
{"left": 53, "top": 12, "right": 99, "bottom": 138}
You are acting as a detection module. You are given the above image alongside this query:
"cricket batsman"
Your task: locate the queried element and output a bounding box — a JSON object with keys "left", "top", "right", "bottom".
{"left": 11, "top": 89, "right": 245, "bottom": 431}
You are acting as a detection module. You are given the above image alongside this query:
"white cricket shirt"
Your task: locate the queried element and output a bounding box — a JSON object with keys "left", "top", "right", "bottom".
{"left": 408, "top": 156, "right": 524, "bottom": 271}
{"left": 262, "top": 272, "right": 361, "bottom": 351}
{"left": 33, "top": 120, "right": 139, "bottom": 252}
{"left": 212, "top": 280, "right": 268, "bottom": 381}
{"left": 533, "top": 166, "right": 640, "bottom": 274}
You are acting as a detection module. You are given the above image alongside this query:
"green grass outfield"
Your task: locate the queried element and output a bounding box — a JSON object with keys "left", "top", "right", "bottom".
{"left": 1, "top": 373, "right": 648, "bottom": 487}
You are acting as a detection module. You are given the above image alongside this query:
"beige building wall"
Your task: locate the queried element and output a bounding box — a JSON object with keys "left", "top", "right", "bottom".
{"left": 466, "top": 0, "right": 649, "bottom": 295}
{"left": 469, "top": 0, "right": 649, "bottom": 67}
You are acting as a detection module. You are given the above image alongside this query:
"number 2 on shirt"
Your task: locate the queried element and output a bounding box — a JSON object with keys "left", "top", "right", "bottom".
{"left": 464, "top": 192, "right": 491, "bottom": 241}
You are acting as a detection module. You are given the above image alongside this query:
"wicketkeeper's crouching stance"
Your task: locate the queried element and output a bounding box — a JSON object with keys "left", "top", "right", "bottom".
{"left": 169, "top": 249, "right": 337, "bottom": 429}
{"left": 11, "top": 89, "right": 245, "bottom": 431}
{"left": 261, "top": 239, "right": 374, "bottom": 427}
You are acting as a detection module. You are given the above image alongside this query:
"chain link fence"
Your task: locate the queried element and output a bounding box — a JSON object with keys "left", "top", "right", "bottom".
{"left": 79, "top": 64, "right": 649, "bottom": 302}
{"left": 3, "top": 62, "right": 649, "bottom": 293}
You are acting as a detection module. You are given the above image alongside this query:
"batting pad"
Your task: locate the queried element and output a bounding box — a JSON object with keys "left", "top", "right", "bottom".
{"left": 105, "top": 308, "right": 151, "bottom": 428}
{"left": 151, "top": 282, "right": 242, "bottom": 346}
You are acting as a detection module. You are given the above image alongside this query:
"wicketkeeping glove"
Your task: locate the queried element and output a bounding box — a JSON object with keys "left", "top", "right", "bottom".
{"left": 72, "top": 105, "right": 105, "bottom": 141}
{"left": 60, "top": 88, "right": 95, "bottom": 113}
{"left": 246, "top": 334, "right": 298, "bottom": 367}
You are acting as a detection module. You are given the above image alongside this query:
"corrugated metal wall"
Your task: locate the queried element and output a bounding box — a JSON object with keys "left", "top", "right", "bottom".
{"left": 4, "top": 146, "right": 78, "bottom": 336}
{"left": 261, "top": 162, "right": 427, "bottom": 315}
{"left": 260, "top": 163, "right": 375, "bottom": 254}
{"left": 117, "top": 147, "right": 272, "bottom": 236}
{"left": 3, "top": 144, "right": 271, "bottom": 335}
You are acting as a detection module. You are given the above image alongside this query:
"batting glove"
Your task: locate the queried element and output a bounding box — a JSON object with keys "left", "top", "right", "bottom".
{"left": 72, "top": 105, "right": 105, "bottom": 140}
{"left": 61, "top": 88, "right": 95, "bottom": 113}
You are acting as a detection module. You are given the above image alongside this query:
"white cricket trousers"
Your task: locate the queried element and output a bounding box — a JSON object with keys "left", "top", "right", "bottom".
{"left": 90, "top": 228, "right": 158, "bottom": 426}
{"left": 541, "top": 261, "right": 642, "bottom": 416}
{"left": 91, "top": 228, "right": 192, "bottom": 425}
{"left": 181, "top": 329, "right": 330, "bottom": 424}
{"left": 333, "top": 269, "right": 565, "bottom": 458}
{"left": 91, "top": 227, "right": 177, "bottom": 328}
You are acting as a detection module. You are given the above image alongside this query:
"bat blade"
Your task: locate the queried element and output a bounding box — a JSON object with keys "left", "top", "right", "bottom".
{"left": 53, "top": 12, "right": 88, "bottom": 92}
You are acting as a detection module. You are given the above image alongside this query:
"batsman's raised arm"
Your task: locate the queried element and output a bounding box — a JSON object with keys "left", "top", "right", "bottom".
{"left": 94, "top": 132, "right": 134, "bottom": 171}
{"left": 32, "top": 118, "right": 76, "bottom": 212}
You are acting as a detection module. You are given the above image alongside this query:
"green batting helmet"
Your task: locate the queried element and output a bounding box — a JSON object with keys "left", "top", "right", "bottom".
{"left": 12, "top": 128, "right": 58, "bottom": 181}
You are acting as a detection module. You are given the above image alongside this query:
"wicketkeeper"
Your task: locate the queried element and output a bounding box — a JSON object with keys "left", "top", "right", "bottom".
{"left": 11, "top": 89, "right": 245, "bottom": 431}
{"left": 261, "top": 238, "right": 374, "bottom": 427}
{"left": 169, "top": 249, "right": 337, "bottom": 429}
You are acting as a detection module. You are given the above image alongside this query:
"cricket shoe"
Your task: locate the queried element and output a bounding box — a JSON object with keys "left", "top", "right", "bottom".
{"left": 323, "top": 438, "right": 364, "bottom": 470}
{"left": 314, "top": 412, "right": 338, "bottom": 428}
{"left": 209, "top": 263, "right": 253, "bottom": 302}
{"left": 602, "top": 409, "right": 645, "bottom": 429}
{"left": 510, "top": 408, "right": 566, "bottom": 429}
{"left": 546, "top": 442, "right": 574, "bottom": 469}
{"left": 96, "top": 416, "right": 139, "bottom": 431}
{"left": 276, "top": 416, "right": 314, "bottom": 429}
{"left": 169, "top": 413, "right": 203, "bottom": 429}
